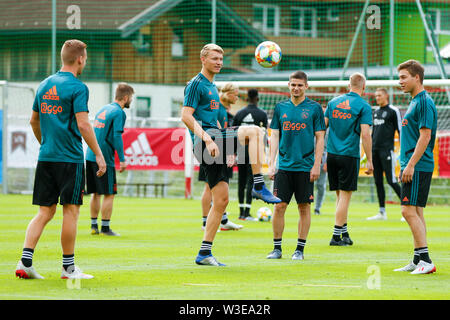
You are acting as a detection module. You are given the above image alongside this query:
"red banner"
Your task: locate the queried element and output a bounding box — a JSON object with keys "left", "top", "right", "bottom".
{"left": 115, "top": 128, "right": 186, "bottom": 170}
{"left": 438, "top": 134, "right": 450, "bottom": 177}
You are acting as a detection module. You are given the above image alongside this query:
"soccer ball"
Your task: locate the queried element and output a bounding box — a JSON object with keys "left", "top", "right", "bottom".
{"left": 255, "top": 41, "right": 282, "bottom": 68}
{"left": 257, "top": 207, "right": 272, "bottom": 222}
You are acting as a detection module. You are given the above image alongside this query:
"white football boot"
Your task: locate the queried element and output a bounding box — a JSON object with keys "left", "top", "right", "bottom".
{"left": 220, "top": 220, "right": 243, "bottom": 231}
{"left": 367, "top": 213, "right": 387, "bottom": 221}
{"left": 61, "top": 265, "right": 94, "bottom": 279}
{"left": 15, "top": 260, "right": 44, "bottom": 279}
{"left": 410, "top": 260, "right": 436, "bottom": 275}
{"left": 394, "top": 261, "right": 417, "bottom": 272}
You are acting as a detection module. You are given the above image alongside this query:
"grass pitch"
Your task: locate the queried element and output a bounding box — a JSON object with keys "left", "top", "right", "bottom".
{"left": 0, "top": 194, "right": 449, "bottom": 300}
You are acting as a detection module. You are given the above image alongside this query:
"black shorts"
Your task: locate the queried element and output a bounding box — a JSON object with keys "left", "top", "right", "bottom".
{"left": 198, "top": 163, "right": 233, "bottom": 182}
{"left": 327, "top": 153, "right": 359, "bottom": 191}
{"left": 86, "top": 160, "right": 117, "bottom": 195}
{"left": 194, "top": 127, "right": 239, "bottom": 188}
{"left": 400, "top": 170, "right": 432, "bottom": 208}
{"left": 273, "top": 170, "right": 314, "bottom": 204}
{"left": 193, "top": 127, "right": 240, "bottom": 166}
{"left": 33, "top": 161, "right": 85, "bottom": 206}
{"left": 198, "top": 163, "right": 207, "bottom": 182}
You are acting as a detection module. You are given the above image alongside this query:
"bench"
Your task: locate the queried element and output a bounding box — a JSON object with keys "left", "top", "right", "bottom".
{"left": 117, "top": 183, "right": 171, "bottom": 198}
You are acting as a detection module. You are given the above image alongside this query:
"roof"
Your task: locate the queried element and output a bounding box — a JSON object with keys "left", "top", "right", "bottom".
{"left": 119, "top": 0, "right": 264, "bottom": 44}
{"left": 0, "top": 0, "right": 155, "bottom": 32}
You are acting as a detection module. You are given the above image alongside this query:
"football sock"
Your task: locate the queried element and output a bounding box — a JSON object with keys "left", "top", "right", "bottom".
{"left": 273, "top": 238, "right": 282, "bottom": 251}
{"left": 202, "top": 216, "right": 207, "bottom": 227}
{"left": 199, "top": 241, "right": 212, "bottom": 256}
{"left": 253, "top": 174, "right": 264, "bottom": 190}
{"left": 62, "top": 254, "right": 75, "bottom": 272}
{"left": 239, "top": 204, "right": 245, "bottom": 217}
{"left": 417, "top": 247, "right": 432, "bottom": 264}
{"left": 296, "top": 239, "right": 306, "bottom": 252}
{"left": 245, "top": 204, "right": 251, "bottom": 217}
{"left": 379, "top": 207, "right": 386, "bottom": 215}
{"left": 101, "top": 219, "right": 110, "bottom": 232}
{"left": 21, "top": 248, "right": 34, "bottom": 267}
{"left": 91, "top": 218, "right": 98, "bottom": 229}
{"left": 413, "top": 248, "right": 420, "bottom": 265}
{"left": 221, "top": 213, "right": 228, "bottom": 225}
{"left": 333, "top": 225, "right": 343, "bottom": 241}
{"left": 342, "top": 223, "right": 349, "bottom": 238}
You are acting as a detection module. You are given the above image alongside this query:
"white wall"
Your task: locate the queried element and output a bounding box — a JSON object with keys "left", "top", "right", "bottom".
{"left": 8, "top": 81, "right": 185, "bottom": 127}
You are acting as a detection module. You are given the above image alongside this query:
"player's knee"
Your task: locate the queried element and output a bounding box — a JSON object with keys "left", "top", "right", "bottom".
{"left": 275, "top": 202, "right": 288, "bottom": 212}
{"left": 38, "top": 205, "right": 57, "bottom": 222}
{"left": 401, "top": 206, "right": 414, "bottom": 219}
{"left": 215, "top": 196, "right": 229, "bottom": 210}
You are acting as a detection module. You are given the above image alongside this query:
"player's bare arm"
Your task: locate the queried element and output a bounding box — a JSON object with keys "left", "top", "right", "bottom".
{"left": 75, "top": 111, "right": 106, "bottom": 177}
{"left": 268, "top": 129, "right": 279, "bottom": 180}
{"left": 311, "top": 130, "right": 325, "bottom": 182}
{"left": 181, "top": 106, "right": 219, "bottom": 158}
{"left": 29, "top": 110, "right": 41, "bottom": 144}
{"left": 401, "top": 128, "right": 431, "bottom": 183}
{"left": 361, "top": 124, "right": 373, "bottom": 175}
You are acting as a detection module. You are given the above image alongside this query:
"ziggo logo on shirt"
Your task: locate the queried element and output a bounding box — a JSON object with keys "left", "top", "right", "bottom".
{"left": 332, "top": 109, "right": 352, "bottom": 119}
{"left": 282, "top": 121, "right": 307, "bottom": 131}
{"left": 41, "top": 102, "right": 63, "bottom": 114}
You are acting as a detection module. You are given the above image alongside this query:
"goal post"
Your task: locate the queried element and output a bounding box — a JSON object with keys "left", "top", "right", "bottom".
{"left": 0, "top": 81, "right": 37, "bottom": 194}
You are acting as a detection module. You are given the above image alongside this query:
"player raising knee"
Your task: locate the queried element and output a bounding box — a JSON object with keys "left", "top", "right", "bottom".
{"left": 181, "top": 44, "right": 280, "bottom": 266}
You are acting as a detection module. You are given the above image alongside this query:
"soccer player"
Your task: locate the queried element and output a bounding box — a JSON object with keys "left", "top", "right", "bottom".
{"left": 266, "top": 71, "right": 325, "bottom": 260}
{"left": 198, "top": 83, "right": 243, "bottom": 232}
{"left": 394, "top": 60, "right": 437, "bottom": 274}
{"left": 367, "top": 88, "right": 402, "bottom": 220}
{"left": 314, "top": 104, "right": 329, "bottom": 215}
{"left": 15, "top": 39, "right": 106, "bottom": 280}
{"left": 232, "top": 89, "right": 268, "bottom": 221}
{"left": 86, "top": 83, "right": 134, "bottom": 236}
{"left": 324, "top": 73, "right": 373, "bottom": 246}
{"left": 181, "top": 44, "right": 280, "bottom": 266}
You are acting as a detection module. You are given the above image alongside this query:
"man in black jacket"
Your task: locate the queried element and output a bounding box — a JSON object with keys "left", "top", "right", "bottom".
{"left": 367, "top": 88, "right": 402, "bottom": 221}
{"left": 233, "top": 89, "right": 268, "bottom": 220}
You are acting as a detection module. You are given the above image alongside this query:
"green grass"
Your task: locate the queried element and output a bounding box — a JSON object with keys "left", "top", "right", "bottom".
{"left": 0, "top": 194, "right": 449, "bottom": 300}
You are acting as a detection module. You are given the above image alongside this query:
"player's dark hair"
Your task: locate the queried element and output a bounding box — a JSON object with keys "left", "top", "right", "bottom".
{"left": 397, "top": 59, "right": 424, "bottom": 84}
{"left": 247, "top": 88, "right": 258, "bottom": 103}
{"left": 115, "top": 83, "right": 134, "bottom": 100}
{"left": 61, "top": 39, "right": 87, "bottom": 65}
{"left": 289, "top": 70, "right": 308, "bottom": 83}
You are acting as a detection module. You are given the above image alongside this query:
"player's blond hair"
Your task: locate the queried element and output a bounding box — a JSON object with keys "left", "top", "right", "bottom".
{"left": 61, "top": 39, "right": 87, "bottom": 65}
{"left": 349, "top": 72, "right": 366, "bottom": 90}
{"left": 115, "top": 83, "right": 135, "bottom": 100}
{"left": 200, "top": 43, "right": 224, "bottom": 59}
{"left": 219, "top": 83, "right": 239, "bottom": 103}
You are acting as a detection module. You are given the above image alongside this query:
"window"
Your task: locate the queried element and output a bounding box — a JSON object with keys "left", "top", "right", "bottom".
{"left": 132, "top": 33, "right": 152, "bottom": 55}
{"left": 171, "top": 99, "right": 183, "bottom": 118}
{"left": 252, "top": 4, "right": 280, "bottom": 36}
{"left": 171, "top": 28, "right": 184, "bottom": 58}
{"left": 428, "top": 9, "right": 450, "bottom": 35}
{"left": 291, "top": 7, "right": 317, "bottom": 38}
{"left": 327, "top": 7, "right": 339, "bottom": 22}
{"left": 135, "top": 97, "right": 151, "bottom": 118}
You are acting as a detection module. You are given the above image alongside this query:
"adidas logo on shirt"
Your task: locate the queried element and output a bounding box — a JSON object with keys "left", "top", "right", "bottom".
{"left": 336, "top": 100, "right": 351, "bottom": 110}
{"left": 242, "top": 113, "right": 254, "bottom": 125}
{"left": 125, "top": 133, "right": 159, "bottom": 166}
{"left": 43, "top": 86, "right": 59, "bottom": 100}
{"left": 97, "top": 111, "right": 106, "bottom": 120}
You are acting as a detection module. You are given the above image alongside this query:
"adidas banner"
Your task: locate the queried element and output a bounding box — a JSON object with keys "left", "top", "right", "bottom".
{"left": 117, "top": 128, "right": 186, "bottom": 171}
